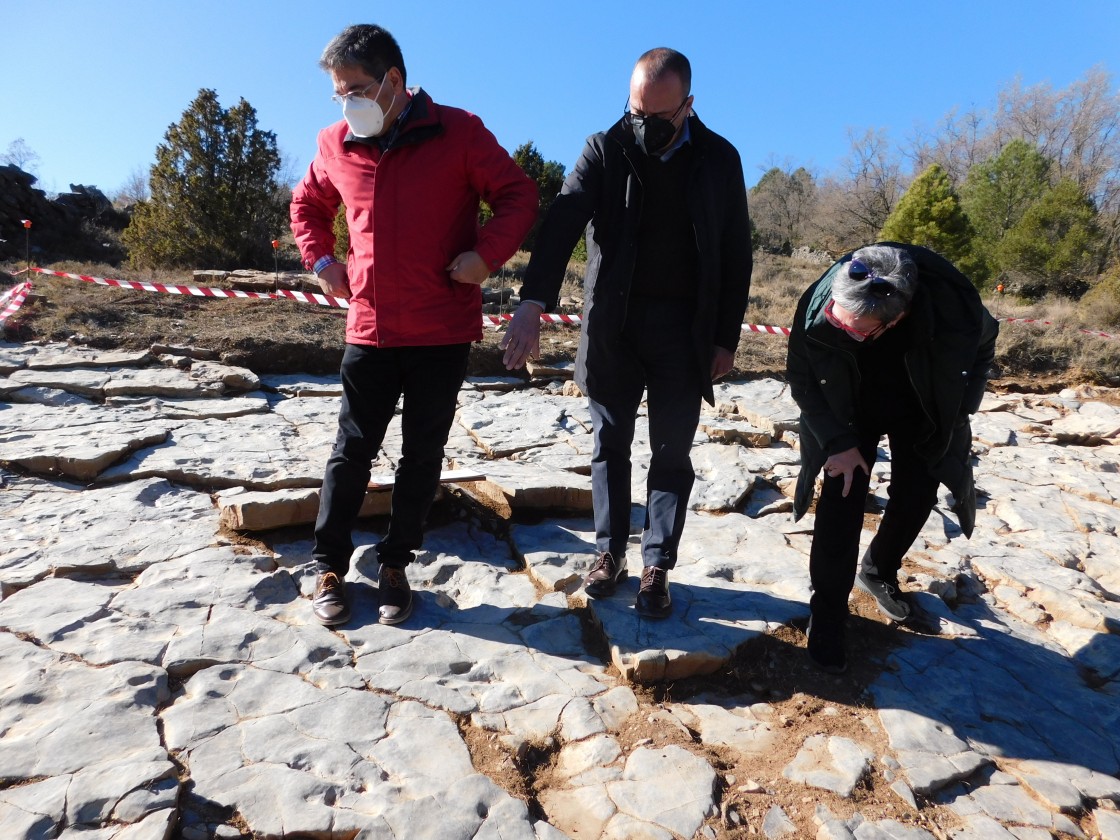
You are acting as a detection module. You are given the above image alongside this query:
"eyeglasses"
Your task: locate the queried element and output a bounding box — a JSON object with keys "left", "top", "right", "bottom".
{"left": 823, "top": 299, "right": 887, "bottom": 342}
{"left": 622, "top": 96, "right": 688, "bottom": 127}
{"left": 331, "top": 77, "right": 384, "bottom": 106}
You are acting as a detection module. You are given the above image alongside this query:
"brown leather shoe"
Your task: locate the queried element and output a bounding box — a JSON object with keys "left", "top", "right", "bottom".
{"left": 378, "top": 564, "right": 413, "bottom": 626}
{"left": 636, "top": 566, "right": 671, "bottom": 619}
{"left": 583, "top": 551, "right": 627, "bottom": 598}
{"left": 313, "top": 571, "right": 350, "bottom": 626}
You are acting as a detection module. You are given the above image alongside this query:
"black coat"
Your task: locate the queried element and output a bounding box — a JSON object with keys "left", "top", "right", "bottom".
{"left": 786, "top": 243, "right": 999, "bottom": 537}
{"left": 520, "top": 114, "right": 753, "bottom": 405}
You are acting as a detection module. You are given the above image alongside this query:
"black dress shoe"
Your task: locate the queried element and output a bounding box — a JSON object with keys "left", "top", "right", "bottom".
{"left": 378, "top": 564, "right": 413, "bottom": 626}
{"left": 583, "top": 551, "right": 627, "bottom": 598}
{"left": 806, "top": 615, "right": 847, "bottom": 674}
{"left": 313, "top": 571, "right": 350, "bottom": 626}
{"left": 636, "top": 566, "right": 671, "bottom": 619}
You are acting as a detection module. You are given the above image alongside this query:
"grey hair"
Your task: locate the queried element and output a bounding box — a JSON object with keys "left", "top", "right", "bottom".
{"left": 319, "top": 24, "right": 407, "bottom": 85}
{"left": 831, "top": 245, "right": 917, "bottom": 323}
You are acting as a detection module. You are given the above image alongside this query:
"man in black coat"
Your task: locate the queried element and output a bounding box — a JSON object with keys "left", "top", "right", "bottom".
{"left": 786, "top": 243, "right": 998, "bottom": 673}
{"left": 501, "top": 47, "right": 752, "bottom": 618}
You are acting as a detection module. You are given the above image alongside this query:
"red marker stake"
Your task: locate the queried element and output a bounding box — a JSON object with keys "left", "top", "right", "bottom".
{"left": 20, "top": 219, "right": 32, "bottom": 276}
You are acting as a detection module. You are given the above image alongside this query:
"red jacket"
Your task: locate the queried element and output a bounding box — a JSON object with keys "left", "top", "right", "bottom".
{"left": 290, "top": 89, "right": 537, "bottom": 347}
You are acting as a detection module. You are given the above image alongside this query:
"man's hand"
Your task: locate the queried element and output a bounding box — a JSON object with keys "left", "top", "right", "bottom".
{"left": 822, "top": 446, "right": 870, "bottom": 498}
{"left": 447, "top": 251, "right": 490, "bottom": 285}
{"left": 710, "top": 346, "right": 734, "bottom": 381}
{"left": 316, "top": 263, "right": 351, "bottom": 299}
{"left": 501, "top": 301, "right": 543, "bottom": 370}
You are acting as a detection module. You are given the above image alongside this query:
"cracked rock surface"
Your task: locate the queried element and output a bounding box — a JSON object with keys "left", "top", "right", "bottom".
{"left": 1, "top": 341, "right": 1119, "bottom": 839}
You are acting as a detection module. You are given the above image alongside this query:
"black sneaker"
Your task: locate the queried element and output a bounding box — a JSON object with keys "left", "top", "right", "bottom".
{"left": 635, "top": 566, "right": 671, "bottom": 619}
{"left": 378, "top": 564, "right": 413, "bottom": 626}
{"left": 856, "top": 559, "right": 912, "bottom": 622}
{"left": 806, "top": 616, "right": 847, "bottom": 674}
{"left": 584, "top": 551, "right": 627, "bottom": 598}
{"left": 313, "top": 571, "right": 350, "bottom": 626}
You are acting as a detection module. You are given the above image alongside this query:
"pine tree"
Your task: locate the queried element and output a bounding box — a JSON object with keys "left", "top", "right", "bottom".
{"left": 511, "top": 141, "right": 565, "bottom": 251}
{"left": 960, "top": 139, "right": 1052, "bottom": 279}
{"left": 997, "top": 179, "right": 1103, "bottom": 298}
{"left": 123, "top": 89, "right": 287, "bottom": 269}
{"left": 879, "top": 164, "right": 984, "bottom": 284}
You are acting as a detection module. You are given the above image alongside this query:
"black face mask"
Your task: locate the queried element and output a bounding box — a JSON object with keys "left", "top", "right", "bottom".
{"left": 632, "top": 114, "right": 678, "bottom": 156}
{"left": 625, "top": 97, "right": 688, "bottom": 156}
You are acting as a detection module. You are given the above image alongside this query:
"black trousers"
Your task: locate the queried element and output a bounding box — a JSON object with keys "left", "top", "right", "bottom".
{"left": 809, "top": 416, "right": 940, "bottom": 623}
{"left": 587, "top": 296, "right": 703, "bottom": 570}
{"left": 313, "top": 342, "right": 470, "bottom": 575}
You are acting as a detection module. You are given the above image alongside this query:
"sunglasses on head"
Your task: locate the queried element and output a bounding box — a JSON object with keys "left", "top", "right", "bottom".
{"left": 848, "top": 259, "right": 895, "bottom": 298}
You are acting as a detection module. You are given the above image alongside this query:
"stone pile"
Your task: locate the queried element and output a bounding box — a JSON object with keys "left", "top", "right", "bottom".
{"left": 0, "top": 165, "right": 127, "bottom": 262}
{"left": 1, "top": 340, "right": 1119, "bottom": 839}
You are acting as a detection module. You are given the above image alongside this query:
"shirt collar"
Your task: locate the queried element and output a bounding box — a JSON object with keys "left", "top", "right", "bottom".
{"left": 658, "top": 117, "right": 692, "bottom": 161}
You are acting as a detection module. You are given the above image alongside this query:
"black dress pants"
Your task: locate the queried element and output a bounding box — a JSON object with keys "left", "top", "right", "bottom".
{"left": 809, "top": 416, "right": 941, "bottom": 623}
{"left": 586, "top": 296, "right": 703, "bottom": 570}
{"left": 313, "top": 342, "right": 470, "bottom": 575}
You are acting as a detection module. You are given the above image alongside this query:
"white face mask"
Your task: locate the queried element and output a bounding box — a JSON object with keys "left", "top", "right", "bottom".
{"left": 340, "top": 76, "right": 394, "bottom": 137}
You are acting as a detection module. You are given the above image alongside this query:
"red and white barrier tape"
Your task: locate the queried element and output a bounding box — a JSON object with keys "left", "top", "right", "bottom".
{"left": 741, "top": 323, "right": 791, "bottom": 336}
{"left": 18, "top": 268, "right": 1120, "bottom": 340}
{"left": 27, "top": 267, "right": 350, "bottom": 307}
{"left": 483, "top": 312, "right": 583, "bottom": 326}
{"left": 482, "top": 311, "right": 791, "bottom": 334}
{"left": 0, "top": 281, "right": 32, "bottom": 324}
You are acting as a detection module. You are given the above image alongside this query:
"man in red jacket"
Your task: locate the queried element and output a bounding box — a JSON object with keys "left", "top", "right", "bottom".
{"left": 291, "top": 24, "right": 537, "bottom": 627}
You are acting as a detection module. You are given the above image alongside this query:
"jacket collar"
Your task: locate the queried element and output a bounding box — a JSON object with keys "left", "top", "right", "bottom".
{"left": 343, "top": 87, "right": 442, "bottom": 150}
{"left": 606, "top": 112, "right": 710, "bottom": 156}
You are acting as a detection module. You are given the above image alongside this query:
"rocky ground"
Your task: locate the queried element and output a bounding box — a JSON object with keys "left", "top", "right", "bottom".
{"left": 1, "top": 338, "right": 1119, "bottom": 839}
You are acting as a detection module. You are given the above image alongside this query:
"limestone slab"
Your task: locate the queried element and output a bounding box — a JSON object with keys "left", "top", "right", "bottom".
{"left": 0, "top": 477, "right": 216, "bottom": 594}
{"left": 784, "top": 734, "right": 874, "bottom": 797}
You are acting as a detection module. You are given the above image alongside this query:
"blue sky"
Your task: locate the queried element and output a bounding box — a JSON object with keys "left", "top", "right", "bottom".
{"left": 4, "top": 0, "right": 1118, "bottom": 198}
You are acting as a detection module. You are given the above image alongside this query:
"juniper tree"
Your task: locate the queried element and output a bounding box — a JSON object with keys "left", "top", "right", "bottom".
{"left": 880, "top": 163, "right": 984, "bottom": 284}
{"left": 961, "top": 140, "right": 1052, "bottom": 249}
{"left": 123, "top": 89, "right": 287, "bottom": 268}
{"left": 997, "top": 179, "right": 1103, "bottom": 298}
{"left": 512, "top": 141, "right": 565, "bottom": 251}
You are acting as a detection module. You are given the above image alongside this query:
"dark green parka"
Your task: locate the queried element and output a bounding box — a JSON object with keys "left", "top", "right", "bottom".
{"left": 786, "top": 243, "right": 999, "bottom": 537}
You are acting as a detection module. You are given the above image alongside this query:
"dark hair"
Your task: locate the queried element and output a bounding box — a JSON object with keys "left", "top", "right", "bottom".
{"left": 636, "top": 47, "right": 691, "bottom": 96}
{"left": 319, "top": 24, "right": 407, "bottom": 86}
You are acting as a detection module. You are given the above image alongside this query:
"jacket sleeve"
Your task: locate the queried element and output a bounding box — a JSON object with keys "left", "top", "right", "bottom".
{"left": 289, "top": 131, "right": 343, "bottom": 270}
{"left": 961, "top": 308, "right": 999, "bottom": 416}
{"left": 465, "top": 119, "right": 539, "bottom": 273}
{"left": 786, "top": 278, "right": 860, "bottom": 455}
{"left": 518, "top": 137, "right": 604, "bottom": 310}
{"left": 714, "top": 144, "right": 753, "bottom": 351}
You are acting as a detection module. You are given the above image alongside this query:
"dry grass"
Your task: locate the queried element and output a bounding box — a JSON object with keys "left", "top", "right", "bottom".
{"left": 3, "top": 253, "right": 1119, "bottom": 386}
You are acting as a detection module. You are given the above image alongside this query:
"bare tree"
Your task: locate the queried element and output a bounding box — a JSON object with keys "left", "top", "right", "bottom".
{"left": 2, "top": 137, "right": 41, "bottom": 175}
{"left": 113, "top": 166, "right": 151, "bottom": 206}
{"left": 750, "top": 159, "right": 818, "bottom": 252}
{"left": 908, "top": 107, "right": 998, "bottom": 187}
{"left": 812, "top": 128, "right": 906, "bottom": 250}
{"left": 994, "top": 68, "right": 1120, "bottom": 206}
{"left": 909, "top": 68, "right": 1120, "bottom": 266}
